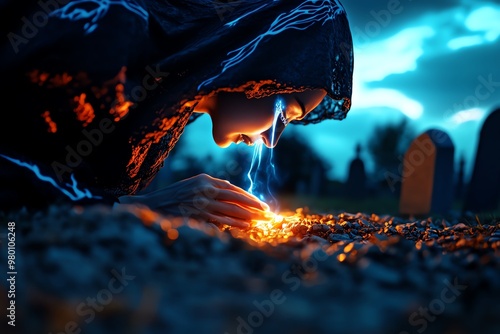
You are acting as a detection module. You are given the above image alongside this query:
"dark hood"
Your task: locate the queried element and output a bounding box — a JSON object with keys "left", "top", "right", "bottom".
{"left": 146, "top": 0, "right": 354, "bottom": 124}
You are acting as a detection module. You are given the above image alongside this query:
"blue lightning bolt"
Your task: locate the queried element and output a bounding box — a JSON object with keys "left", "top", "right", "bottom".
{"left": 198, "top": 0, "right": 345, "bottom": 90}
{"left": 246, "top": 139, "right": 264, "bottom": 200}
{"left": 225, "top": 3, "right": 271, "bottom": 28}
{"left": 246, "top": 97, "right": 286, "bottom": 209}
{"left": 50, "top": 0, "right": 148, "bottom": 34}
{"left": 0, "top": 154, "right": 100, "bottom": 201}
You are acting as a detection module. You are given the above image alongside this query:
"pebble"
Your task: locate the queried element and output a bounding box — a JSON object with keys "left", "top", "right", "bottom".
{"left": 329, "top": 233, "right": 351, "bottom": 242}
{"left": 311, "top": 224, "right": 331, "bottom": 233}
{"left": 1, "top": 203, "right": 499, "bottom": 334}
{"left": 453, "top": 223, "right": 469, "bottom": 230}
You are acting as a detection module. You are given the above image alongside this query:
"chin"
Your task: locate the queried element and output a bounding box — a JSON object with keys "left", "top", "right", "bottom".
{"left": 214, "top": 137, "right": 231, "bottom": 148}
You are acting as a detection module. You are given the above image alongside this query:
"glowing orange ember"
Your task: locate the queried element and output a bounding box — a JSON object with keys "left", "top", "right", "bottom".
{"left": 73, "top": 93, "right": 95, "bottom": 126}
{"left": 41, "top": 111, "right": 57, "bottom": 133}
{"left": 27, "top": 70, "right": 49, "bottom": 85}
{"left": 109, "top": 83, "right": 134, "bottom": 122}
{"left": 116, "top": 202, "right": 499, "bottom": 270}
{"left": 167, "top": 229, "right": 179, "bottom": 240}
{"left": 49, "top": 72, "right": 73, "bottom": 87}
{"left": 27, "top": 70, "right": 72, "bottom": 87}
{"left": 229, "top": 211, "right": 313, "bottom": 247}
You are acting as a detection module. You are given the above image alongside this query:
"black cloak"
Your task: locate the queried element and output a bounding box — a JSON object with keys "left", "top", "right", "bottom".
{"left": 0, "top": 0, "right": 353, "bottom": 210}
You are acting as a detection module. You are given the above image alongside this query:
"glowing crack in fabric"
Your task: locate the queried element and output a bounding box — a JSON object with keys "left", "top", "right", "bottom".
{"left": 50, "top": 0, "right": 148, "bottom": 34}
{"left": 246, "top": 97, "right": 286, "bottom": 210}
{"left": 0, "top": 154, "right": 100, "bottom": 201}
{"left": 225, "top": 3, "right": 272, "bottom": 28}
{"left": 198, "top": 0, "right": 345, "bottom": 90}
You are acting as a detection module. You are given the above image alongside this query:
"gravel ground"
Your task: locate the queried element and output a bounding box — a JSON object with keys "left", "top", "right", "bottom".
{"left": 1, "top": 203, "right": 499, "bottom": 334}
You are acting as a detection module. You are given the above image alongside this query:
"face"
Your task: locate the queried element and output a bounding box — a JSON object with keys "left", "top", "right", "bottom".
{"left": 195, "top": 89, "right": 327, "bottom": 148}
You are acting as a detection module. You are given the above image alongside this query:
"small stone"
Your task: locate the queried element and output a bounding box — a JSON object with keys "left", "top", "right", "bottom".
{"left": 444, "top": 235, "right": 456, "bottom": 241}
{"left": 359, "top": 260, "right": 402, "bottom": 285}
{"left": 329, "top": 233, "right": 351, "bottom": 242}
{"left": 340, "top": 221, "right": 352, "bottom": 228}
{"left": 453, "top": 223, "right": 469, "bottom": 230}
{"left": 333, "top": 225, "right": 345, "bottom": 233}
{"left": 428, "top": 233, "right": 438, "bottom": 239}
{"left": 303, "top": 235, "right": 329, "bottom": 244}
{"left": 311, "top": 224, "right": 331, "bottom": 233}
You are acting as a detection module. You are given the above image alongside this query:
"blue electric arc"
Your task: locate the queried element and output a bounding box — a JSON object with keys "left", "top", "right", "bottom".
{"left": 50, "top": 0, "right": 148, "bottom": 34}
{"left": 198, "top": 0, "right": 345, "bottom": 91}
{"left": 246, "top": 97, "right": 286, "bottom": 209}
{"left": 0, "top": 154, "right": 100, "bottom": 201}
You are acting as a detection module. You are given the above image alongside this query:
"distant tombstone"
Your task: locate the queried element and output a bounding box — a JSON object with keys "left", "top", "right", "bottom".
{"left": 399, "top": 129, "right": 455, "bottom": 216}
{"left": 454, "top": 155, "right": 466, "bottom": 202}
{"left": 309, "top": 159, "right": 324, "bottom": 196}
{"left": 464, "top": 108, "right": 500, "bottom": 213}
{"left": 344, "top": 144, "right": 367, "bottom": 199}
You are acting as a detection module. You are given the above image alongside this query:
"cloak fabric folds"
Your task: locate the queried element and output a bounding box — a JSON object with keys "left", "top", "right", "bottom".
{"left": 149, "top": 0, "right": 353, "bottom": 124}
{"left": 0, "top": 0, "right": 353, "bottom": 210}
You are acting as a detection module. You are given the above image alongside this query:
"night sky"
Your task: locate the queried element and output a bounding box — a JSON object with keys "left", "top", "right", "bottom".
{"left": 179, "top": 0, "right": 500, "bottom": 182}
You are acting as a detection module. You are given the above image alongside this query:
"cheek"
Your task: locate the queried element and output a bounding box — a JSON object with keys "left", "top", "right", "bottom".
{"left": 229, "top": 112, "right": 276, "bottom": 135}
{"left": 215, "top": 113, "right": 273, "bottom": 134}
{"left": 211, "top": 125, "right": 232, "bottom": 147}
{"left": 209, "top": 99, "right": 276, "bottom": 143}
{"left": 209, "top": 114, "right": 230, "bottom": 146}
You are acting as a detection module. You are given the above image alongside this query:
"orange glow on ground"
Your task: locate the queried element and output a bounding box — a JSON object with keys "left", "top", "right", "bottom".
{"left": 167, "top": 229, "right": 179, "bottom": 240}
{"left": 230, "top": 211, "right": 313, "bottom": 247}
{"left": 116, "top": 203, "right": 500, "bottom": 267}
{"left": 337, "top": 253, "right": 347, "bottom": 262}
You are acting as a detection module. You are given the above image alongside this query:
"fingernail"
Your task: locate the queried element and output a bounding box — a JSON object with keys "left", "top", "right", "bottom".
{"left": 261, "top": 202, "right": 270, "bottom": 210}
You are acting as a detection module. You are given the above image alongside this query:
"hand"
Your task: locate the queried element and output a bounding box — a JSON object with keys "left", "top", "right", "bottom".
{"left": 117, "top": 174, "right": 271, "bottom": 228}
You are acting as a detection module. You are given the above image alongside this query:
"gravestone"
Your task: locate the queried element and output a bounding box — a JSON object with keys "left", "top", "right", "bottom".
{"left": 344, "top": 144, "right": 367, "bottom": 199}
{"left": 455, "top": 155, "right": 466, "bottom": 202}
{"left": 464, "top": 108, "right": 500, "bottom": 213}
{"left": 399, "top": 129, "right": 455, "bottom": 216}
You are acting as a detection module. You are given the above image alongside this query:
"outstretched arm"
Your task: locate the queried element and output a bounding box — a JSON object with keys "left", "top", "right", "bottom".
{"left": 117, "top": 174, "right": 271, "bottom": 228}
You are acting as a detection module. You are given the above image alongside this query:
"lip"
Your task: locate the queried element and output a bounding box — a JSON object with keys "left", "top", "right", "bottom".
{"left": 234, "top": 135, "right": 243, "bottom": 144}
{"left": 236, "top": 134, "right": 254, "bottom": 146}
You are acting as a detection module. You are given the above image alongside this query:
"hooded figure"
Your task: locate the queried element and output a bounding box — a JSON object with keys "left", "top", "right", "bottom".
{"left": 0, "top": 0, "right": 353, "bottom": 218}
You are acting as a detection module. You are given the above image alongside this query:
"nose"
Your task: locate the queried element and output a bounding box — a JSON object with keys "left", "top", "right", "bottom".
{"left": 260, "top": 133, "right": 274, "bottom": 148}
{"left": 260, "top": 126, "right": 285, "bottom": 148}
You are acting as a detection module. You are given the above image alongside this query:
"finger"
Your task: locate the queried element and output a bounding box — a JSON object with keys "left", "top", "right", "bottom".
{"left": 204, "top": 200, "right": 261, "bottom": 222}
{"left": 204, "top": 212, "right": 249, "bottom": 229}
{"left": 197, "top": 175, "right": 270, "bottom": 211}
{"left": 219, "top": 200, "right": 274, "bottom": 222}
{"left": 209, "top": 177, "right": 256, "bottom": 195}
{"left": 211, "top": 184, "right": 270, "bottom": 211}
